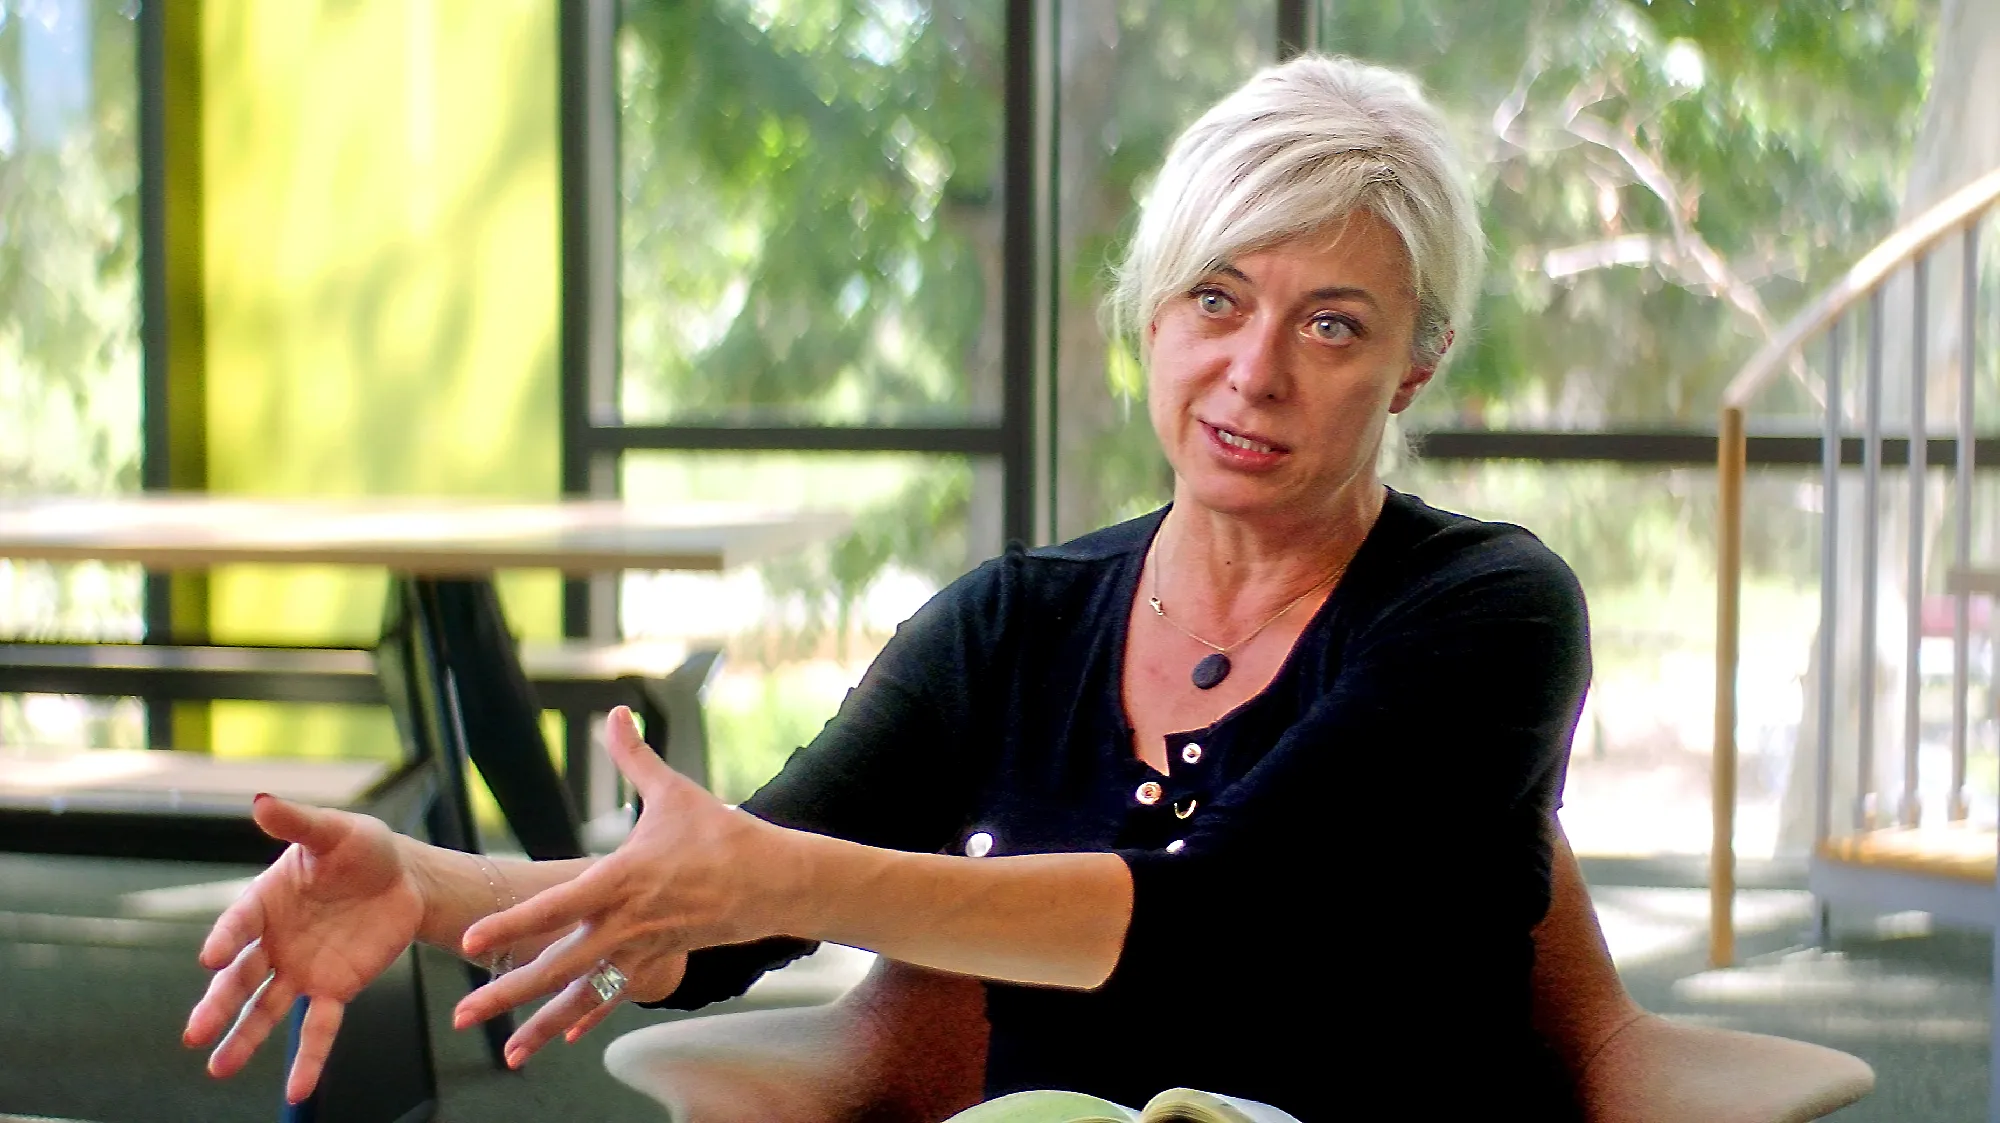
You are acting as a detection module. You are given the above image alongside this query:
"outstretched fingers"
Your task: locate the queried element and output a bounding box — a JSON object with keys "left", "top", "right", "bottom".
{"left": 208, "top": 970, "right": 298, "bottom": 1079}
{"left": 502, "top": 976, "right": 605, "bottom": 1067}
{"left": 284, "top": 997, "right": 345, "bottom": 1104}
{"left": 561, "top": 989, "right": 623, "bottom": 1044}
{"left": 454, "top": 925, "right": 612, "bottom": 1029}
{"left": 185, "top": 938, "right": 270, "bottom": 1048}
{"left": 198, "top": 883, "right": 267, "bottom": 971}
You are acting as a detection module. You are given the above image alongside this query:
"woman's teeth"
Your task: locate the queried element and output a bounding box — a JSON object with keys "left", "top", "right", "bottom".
{"left": 1216, "top": 427, "right": 1276, "bottom": 454}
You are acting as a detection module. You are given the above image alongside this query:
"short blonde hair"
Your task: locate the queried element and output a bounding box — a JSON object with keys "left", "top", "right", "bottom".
{"left": 1107, "top": 54, "right": 1483, "bottom": 375}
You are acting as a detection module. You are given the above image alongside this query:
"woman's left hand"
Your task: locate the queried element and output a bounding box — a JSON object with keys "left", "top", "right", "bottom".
{"left": 451, "top": 706, "right": 793, "bottom": 1049}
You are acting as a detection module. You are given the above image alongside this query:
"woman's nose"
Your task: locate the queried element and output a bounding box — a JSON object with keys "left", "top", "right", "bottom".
{"left": 1224, "top": 319, "right": 1289, "bottom": 400}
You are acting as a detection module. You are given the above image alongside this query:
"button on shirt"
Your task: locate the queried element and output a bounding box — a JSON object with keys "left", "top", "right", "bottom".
{"left": 654, "top": 491, "right": 1592, "bottom": 1121}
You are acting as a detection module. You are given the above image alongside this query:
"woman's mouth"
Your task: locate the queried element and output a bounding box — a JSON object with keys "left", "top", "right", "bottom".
{"left": 1202, "top": 422, "right": 1287, "bottom": 464}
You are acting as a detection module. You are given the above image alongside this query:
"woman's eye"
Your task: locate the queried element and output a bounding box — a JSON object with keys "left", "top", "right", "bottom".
{"left": 1308, "top": 314, "right": 1357, "bottom": 343}
{"left": 1193, "top": 289, "right": 1234, "bottom": 316}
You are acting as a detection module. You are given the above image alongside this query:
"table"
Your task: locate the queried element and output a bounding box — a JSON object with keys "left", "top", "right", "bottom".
{"left": 0, "top": 494, "right": 847, "bottom": 573}
{"left": 0, "top": 493, "right": 846, "bottom": 1123}
{"left": 0, "top": 493, "right": 845, "bottom": 851}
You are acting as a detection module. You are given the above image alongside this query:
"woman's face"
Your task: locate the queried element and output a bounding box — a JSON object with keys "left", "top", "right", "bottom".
{"left": 1146, "top": 210, "right": 1432, "bottom": 525}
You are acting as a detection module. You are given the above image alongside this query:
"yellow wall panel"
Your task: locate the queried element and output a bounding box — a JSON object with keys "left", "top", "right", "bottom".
{"left": 200, "top": 0, "right": 560, "bottom": 760}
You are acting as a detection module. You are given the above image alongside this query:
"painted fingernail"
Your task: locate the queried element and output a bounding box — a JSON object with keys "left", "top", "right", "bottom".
{"left": 252, "top": 793, "right": 272, "bottom": 804}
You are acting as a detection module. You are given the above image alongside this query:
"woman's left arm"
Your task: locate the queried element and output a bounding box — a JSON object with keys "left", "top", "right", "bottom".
{"left": 451, "top": 706, "right": 1133, "bottom": 1034}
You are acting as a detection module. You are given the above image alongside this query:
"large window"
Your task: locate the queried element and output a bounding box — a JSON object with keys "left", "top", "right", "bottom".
{"left": 608, "top": 0, "right": 1010, "bottom": 797}
{"left": 0, "top": 0, "right": 142, "bottom": 747}
{"left": 618, "top": 1, "right": 1005, "bottom": 428}
{"left": 588, "top": 1, "right": 1951, "bottom": 845}
{"left": 0, "top": 1, "right": 1930, "bottom": 853}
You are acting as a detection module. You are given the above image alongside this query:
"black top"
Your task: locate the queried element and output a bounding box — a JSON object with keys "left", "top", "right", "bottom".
{"left": 652, "top": 490, "right": 1591, "bottom": 1120}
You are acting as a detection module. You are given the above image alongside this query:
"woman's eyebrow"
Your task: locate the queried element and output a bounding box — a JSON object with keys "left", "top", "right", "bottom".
{"left": 1213, "top": 265, "right": 1379, "bottom": 310}
{"left": 1305, "top": 285, "right": 1379, "bottom": 309}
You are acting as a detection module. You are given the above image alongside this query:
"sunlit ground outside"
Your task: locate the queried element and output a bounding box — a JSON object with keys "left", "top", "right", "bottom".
{"left": 0, "top": 559, "right": 145, "bottom": 750}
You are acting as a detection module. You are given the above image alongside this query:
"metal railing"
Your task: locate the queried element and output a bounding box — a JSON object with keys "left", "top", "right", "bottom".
{"left": 1711, "top": 166, "right": 2000, "bottom": 967}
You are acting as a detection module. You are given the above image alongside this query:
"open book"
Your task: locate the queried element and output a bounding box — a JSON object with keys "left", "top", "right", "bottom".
{"left": 945, "top": 1087, "right": 1302, "bottom": 1123}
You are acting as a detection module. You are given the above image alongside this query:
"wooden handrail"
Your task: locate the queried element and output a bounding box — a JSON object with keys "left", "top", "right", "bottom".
{"left": 1711, "top": 167, "right": 2000, "bottom": 968}
{"left": 1712, "top": 406, "right": 1745, "bottom": 968}
{"left": 1721, "top": 166, "right": 2000, "bottom": 410}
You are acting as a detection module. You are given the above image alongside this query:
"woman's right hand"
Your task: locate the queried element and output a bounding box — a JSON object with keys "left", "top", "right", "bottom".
{"left": 183, "top": 794, "right": 428, "bottom": 1104}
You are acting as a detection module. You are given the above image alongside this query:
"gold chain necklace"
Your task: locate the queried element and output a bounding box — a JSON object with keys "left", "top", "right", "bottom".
{"left": 1146, "top": 537, "right": 1351, "bottom": 690}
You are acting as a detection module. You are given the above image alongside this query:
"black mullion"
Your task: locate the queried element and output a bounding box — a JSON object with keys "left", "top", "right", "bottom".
{"left": 584, "top": 423, "right": 2000, "bottom": 467}
{"left": 1276, "top": 0, "right": 1317, "bottom": 60}
{"left": 559, "top": 0, "right": 618, "bottom": 640}
{"left": 139, "top": 4, "right": 167, "bottom": 498}
{"left": 1410, "top": 430, "right": 2000, "bottom": 468}
{"left": 1000, "top": 0, "right": 1039, "bottom": 544}
{"left": 559, "top": 0, "right": 620, "bottom": 817}
{"left": 138, "top": 1, "right": 171, "bottom": 748}
{"left": 590, "top": 424, "right": 1009, "bottom": 455}
{"left": 1035, "top": 0, "right": 1060, "bottom": 547}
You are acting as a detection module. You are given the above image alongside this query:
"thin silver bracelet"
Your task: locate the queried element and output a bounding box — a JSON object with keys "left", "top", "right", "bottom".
{"left": 470, "top": 852, "right": 519, "bottom": 976}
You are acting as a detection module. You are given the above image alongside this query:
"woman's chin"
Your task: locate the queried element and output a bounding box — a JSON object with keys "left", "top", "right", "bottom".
{"left": 1174, "top": 473, "right": 1309, "bottom": 520}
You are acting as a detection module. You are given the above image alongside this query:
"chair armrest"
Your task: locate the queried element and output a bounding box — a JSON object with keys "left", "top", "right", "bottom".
{"left": 604, "top": 957, "right": 988, "bottom": 1123}
{"left": 1579, "top": 1012, "right": 1874, "bottom": 1123}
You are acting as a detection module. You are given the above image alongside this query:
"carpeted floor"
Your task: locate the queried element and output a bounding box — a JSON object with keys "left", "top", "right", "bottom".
{"left": 0, "top": 851, "right": 1987, "bottom": 1121}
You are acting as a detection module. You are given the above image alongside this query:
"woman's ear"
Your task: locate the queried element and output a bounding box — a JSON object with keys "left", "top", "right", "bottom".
{"left": 1389, "top": 362, "right": 1436, "bottom": 414}
{"left": 1390, "top": 329, "right": 1451, "bottom": 414}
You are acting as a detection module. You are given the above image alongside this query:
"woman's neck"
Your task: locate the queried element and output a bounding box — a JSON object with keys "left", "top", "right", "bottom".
{"left": 1154, "top": 481, "right": 1385, "bottom": 625}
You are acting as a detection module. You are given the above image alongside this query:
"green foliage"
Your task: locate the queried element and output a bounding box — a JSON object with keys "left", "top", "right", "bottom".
{"left": 1327, "top": 0, "right": 1932, "bottom": 429}
{"left": 0, "top": 0, "right": 141, "bottom": 498}
{"left": 619, "top": 0, "right": 1001, "bottom": 424}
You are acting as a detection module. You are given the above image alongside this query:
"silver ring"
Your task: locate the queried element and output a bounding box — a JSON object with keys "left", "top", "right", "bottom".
{"left": 585, "top": 960, "right": 628, "bottom": 1004}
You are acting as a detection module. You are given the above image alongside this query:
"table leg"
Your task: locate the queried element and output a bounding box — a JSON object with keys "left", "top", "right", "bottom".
{"left": 413, "top": 578, "right": 584, "bottom": 860}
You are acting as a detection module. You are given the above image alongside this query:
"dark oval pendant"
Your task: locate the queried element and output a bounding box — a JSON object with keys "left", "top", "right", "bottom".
{"left": 1191, "top": 653, "right": 1232, "bottom": 690}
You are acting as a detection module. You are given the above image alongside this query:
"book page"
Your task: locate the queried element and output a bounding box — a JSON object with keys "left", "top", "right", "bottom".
{"left": 1141, "top": 1088, "right": 1304, "bottom": 1123}
{"left": 945, "top": 1089, "right": 1139, "bottom": 1123}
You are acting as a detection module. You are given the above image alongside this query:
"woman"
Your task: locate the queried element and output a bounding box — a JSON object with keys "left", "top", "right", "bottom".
{"left": 185, "top": 54, "right": 1590, "bottom": 1119}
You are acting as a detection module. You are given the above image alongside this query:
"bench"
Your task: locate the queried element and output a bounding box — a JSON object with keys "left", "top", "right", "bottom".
{"left": 0, "top": 747, "right": 433, "bottom": 864}
{"left": 0, "top": 638, "right": 722, "bottom": 821}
